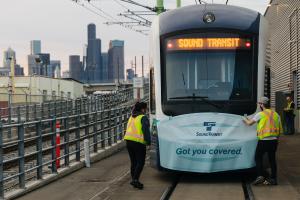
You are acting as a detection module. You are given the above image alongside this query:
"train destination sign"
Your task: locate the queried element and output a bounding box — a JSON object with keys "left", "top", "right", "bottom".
{"left": 166, "top": 38, "right": 251, "bottom": 50}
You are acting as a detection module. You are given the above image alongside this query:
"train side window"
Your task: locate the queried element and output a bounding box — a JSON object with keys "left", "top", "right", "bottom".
{"left": 150, "top": 68, "right": 156, "bottom": 114}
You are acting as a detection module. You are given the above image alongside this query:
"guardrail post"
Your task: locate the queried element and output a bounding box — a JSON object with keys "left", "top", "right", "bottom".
{"left": 80, "top": 99, "right": 82, "bottom": 114}
{"left": 114, "top": 109, "right": 118, "bottom": 143}
{"left": 64, "top": 116, "right": 70, "bottom": 166}
{"left": 96, "top": 96, "right": 99, "bottom": 111}
{"left": 17, "top": 106, "right": 21, "bottom": 123}
{"left": 118, "top": 108, "right": 123, "bottom": 140}
{"left": 100, "top": 111, "right": 105, "bottom": 148}
{"left": 60, "top": 100, "right": 63, "bottom": 117}
{"left": 0, "top": 122, "right": 4, "bottom": 199}
{"left": 122, "top": 107, "right": 127, "bottom": 138}
{"left": 26, "top": 104, "right": 29, "bottom": 122}
{"left": 36, "top": 120, "right": 43, "bottom": 179}
{"left": 47, "top": 103, "right": 51, "bottom": 118}
{"left": 93, "top": 112, "right": 98, "bottom": 153}
{"left": 18, "top": 123, "right": 25, "bottom": 189}
{"left": 85, "top": 114, "right": 89, "bottom": 136}
{"left": 41, "top": 103, "right": 44, "bottom": 120}
{"left": 34, "top": 104, "right": 37, "bottom": 120}
{"left": 51, "top": 118, "right": 57, "bottom": 173}
{"left": 75, "top": 114, "right": 80, "bottom": 161}
{"left": 54, "top": 101, "right": 57, "bottom": 117}
{"left": 108, "top": 110, "right": 112, "bottom": 146}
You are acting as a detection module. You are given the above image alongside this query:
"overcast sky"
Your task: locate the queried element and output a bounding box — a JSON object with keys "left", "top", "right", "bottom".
{"left": 0, "top": 0, "right": 269, "bottom": 75}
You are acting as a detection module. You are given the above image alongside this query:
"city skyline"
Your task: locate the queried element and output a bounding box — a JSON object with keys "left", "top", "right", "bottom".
{"left": 0, "top": 0, "right": 269, "bottom": 76}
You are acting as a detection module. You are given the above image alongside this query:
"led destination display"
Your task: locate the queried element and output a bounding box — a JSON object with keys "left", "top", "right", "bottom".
{"left": 166, "top": 38, "right": 251, "bottom": 50}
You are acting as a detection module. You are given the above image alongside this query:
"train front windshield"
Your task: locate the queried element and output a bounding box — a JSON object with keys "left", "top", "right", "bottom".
{"left": 162, "top": 33, "right": 257, "bottom": 115}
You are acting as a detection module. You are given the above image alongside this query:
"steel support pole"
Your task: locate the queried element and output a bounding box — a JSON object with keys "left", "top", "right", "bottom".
{"left": 156, "top": 0, "right": 164, "bottom": 14}
{"left": 36, "top": 121, "right": 43, "bottom": 179}
{"left": 18, "top": 124, "right": 25, "bottom": 189}
{"left": 51, "top": 118, "right": 57, "bottom": 173}
{"left": 75, "top": 114, "right": 81, "bottom": 161}
{"left": 64, "top": 117, "right": 70, "bottom": 166}
{"left": 93, "top": 112, "right": 98, "bottom": 153}
{"left": 177, "top": 0, "right": 181, "bottom": 8}
{"left": 0, "top": 123, "right": 4, "bottom": 199}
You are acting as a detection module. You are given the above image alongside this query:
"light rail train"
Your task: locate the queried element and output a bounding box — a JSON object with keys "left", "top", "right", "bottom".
{"left": 149, "top": 4, "right": 268, "bottom": 172}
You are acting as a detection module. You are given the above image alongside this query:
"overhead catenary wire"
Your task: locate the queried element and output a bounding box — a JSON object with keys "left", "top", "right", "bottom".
{"left": 70, "top": 0, "right": 147, "bottom": 35}
{"left": 88, "top": 1, "right": 120, "bottom": 21}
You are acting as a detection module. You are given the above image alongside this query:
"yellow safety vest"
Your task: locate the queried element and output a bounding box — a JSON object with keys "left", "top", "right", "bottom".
{"left": 124, "top": 115, "right": 146, "bottom": 144}
{"left": 257, "top": 109, "right": 282, "bottom": 140}
{"left": 285, "top": 101, "right": 294, "bottom": 112}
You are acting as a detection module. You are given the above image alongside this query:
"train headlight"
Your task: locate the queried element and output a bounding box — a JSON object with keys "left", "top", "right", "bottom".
{"left": 203, "top": 12, "right": 215, "bottom": 23}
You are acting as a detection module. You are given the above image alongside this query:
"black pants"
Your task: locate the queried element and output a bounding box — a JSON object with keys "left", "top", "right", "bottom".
{"left": 255, "top": 140, "right": 278, "bottom": 179}
{"left": 285, "top": 114, "right": 295, "bottom": 134}
{"left": 126, "top": 140, "right": 146, "bottom": 181}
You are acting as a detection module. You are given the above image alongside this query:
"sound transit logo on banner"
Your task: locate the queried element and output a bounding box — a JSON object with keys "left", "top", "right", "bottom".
{"left": 196, "top": 122, "right": 222, "bottom": 137}
{"left": 204, "top": 122, "right": 216, "bottom": 131}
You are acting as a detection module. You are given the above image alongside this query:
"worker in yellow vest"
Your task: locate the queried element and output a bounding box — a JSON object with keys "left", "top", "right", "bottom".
{"left": 243, "top": 97, "right": 283, "bottom": 186}
{"left": 124, "top": 102, "right": 150, "bottom": 189}
{"left": 283, "top": 96, "right": 295, "bottom": 135}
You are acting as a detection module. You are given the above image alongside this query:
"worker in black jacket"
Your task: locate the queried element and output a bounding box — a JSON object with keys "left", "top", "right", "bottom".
{"left": 124, "top": 102, "right": 151, "bottom": 189}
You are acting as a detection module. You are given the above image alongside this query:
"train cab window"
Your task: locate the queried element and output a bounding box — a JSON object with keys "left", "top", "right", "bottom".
{"left": 166, "top": 51, "right": 252, "bottom": 101}
{"left": 161, "top": 32, "right": 257, "bottom": 115}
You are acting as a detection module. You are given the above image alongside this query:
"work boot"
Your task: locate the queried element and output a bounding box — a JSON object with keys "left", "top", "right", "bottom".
{"left": 263, "top": 178, "right": 277, "bottom": 186}
{"left": 130, "top": 180, "right": 135, "bottom": 187}
{"left": 131, "top": 180, "right": 143, "bottom": 189}
{"left": 252, "top": 176, "right": 265, "bottom": 185}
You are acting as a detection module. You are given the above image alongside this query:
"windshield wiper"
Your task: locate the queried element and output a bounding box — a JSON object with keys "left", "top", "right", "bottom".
{"left": 169, "top": 95, "right": 208, "bottom": 99}
{"left": 169, "top": 94, "right": 223, "bottom": 109}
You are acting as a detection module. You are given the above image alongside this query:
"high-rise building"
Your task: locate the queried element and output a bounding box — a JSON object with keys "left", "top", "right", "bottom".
{"left": 108, "top": 40, "right": 125, "bottom": 83}
{"left": 126, "top": 68, "right": 134, "bottom": 81}
{"left": 3, "top": 47, "right": 16, "bottom": 68}
{"left": 86, "top": 23, "right": 102, "bottom": 83}
{"left": 69, "top": 55, "right": 83, "bottom": 81}
{"left": 38, "top": 53, "right": 50, "bottom": 76}
{"left": 102, "top": 53, "right": 108, "bottom": 82}
{"left": 28, "top": 40, "right": 43, "bottom": 76}
{"left": 30, "top": 40, "right": 41, "bottom": 55}
{"left": 14, "top": 64, "right": 24, "bottom": 76}
{"left": 1, "top": 47, "right": 24, "bottom": 76}
{"left": 28, "top": 54, "right": 40, "bottom": 75}
{"left": 49, "top": 60, "right": 61, "bottom": 78}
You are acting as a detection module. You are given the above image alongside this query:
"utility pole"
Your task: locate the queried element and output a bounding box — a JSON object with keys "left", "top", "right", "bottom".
{"left": 134, "top": 56, "right": 137, "bottom": 77}
{"left": 117, "top": 57, "right": 120, "bottom": 86}
{"left": 156, "top": 0, "right": 165, "bottom": 15}
{"left": 177, "top": 0, "right": 181, "bottom": 8}
{"left": 142, "top": 56, "right": 144, "bottom": 78}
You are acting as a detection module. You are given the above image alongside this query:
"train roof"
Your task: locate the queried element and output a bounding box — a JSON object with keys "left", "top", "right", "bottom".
{"left": 159, "top": 4, "right": 261, "bottom": 35}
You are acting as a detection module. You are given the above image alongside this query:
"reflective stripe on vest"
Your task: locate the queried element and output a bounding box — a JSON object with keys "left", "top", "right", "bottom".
{"left": 124, "top": 115, "right": 146, "bottom": 144}
{"left": 286, "top": 101, "right": 294, "bottom": 112}
{"left": 257, "top": 109, "right": 281, "bottom": 140}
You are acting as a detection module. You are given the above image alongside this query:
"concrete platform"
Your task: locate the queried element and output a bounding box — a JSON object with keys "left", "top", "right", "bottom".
{"left": 16, "top": 149, "right": 131, "bottom": 200}
{"left": 14, "top": 134, "right": 300, "bottom": 200}
{"left": 251, "top": 134, "right": 300, "bottom": 200}
{"left": 106, "top": 162, "right": 174, "bottom": 200}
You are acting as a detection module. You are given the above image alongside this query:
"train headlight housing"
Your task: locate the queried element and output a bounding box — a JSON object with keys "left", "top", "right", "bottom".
{"left": 203, "top": 12, "right": 215, "bottom": 23}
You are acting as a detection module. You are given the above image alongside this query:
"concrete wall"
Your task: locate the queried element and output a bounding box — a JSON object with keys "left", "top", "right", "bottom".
{"left": 0, "top": 76, "right": 84, "bottom": 104}
{"left": 265, "top": 0, "right": 300, "bottom": 132}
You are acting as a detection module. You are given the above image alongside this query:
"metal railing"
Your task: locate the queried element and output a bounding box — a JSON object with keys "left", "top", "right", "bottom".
{"left": 0, "top": 105, "right": 133, "bottom": 198}
{"left": 0, "top": 85, "right": 149, "bottom": 199}
{"left": 0, "top": 88, "right": 134, "bottom": 139}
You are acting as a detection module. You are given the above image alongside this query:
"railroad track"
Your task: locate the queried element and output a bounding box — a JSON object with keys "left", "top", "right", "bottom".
{"left": 160, "top": 173, "right": 255, "bottom": 200}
